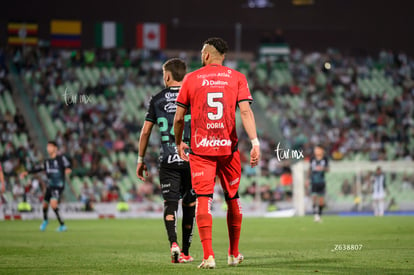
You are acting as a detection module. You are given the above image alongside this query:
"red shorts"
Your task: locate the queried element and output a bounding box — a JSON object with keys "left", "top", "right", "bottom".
{"left": 189, "top": 150, "right": 241, "bottom": 198}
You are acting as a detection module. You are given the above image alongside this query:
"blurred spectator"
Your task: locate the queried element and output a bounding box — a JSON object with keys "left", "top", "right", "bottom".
{"left": 127, "top": 184, "right": 143, "bottom": 202}
{"left": 273, "top": 184, "right": 285, "bottom": 201}
{"left": 401, "top": 173, "right": 413, "bottom": 190}
{"left": 79, "top": 182, "right": 94, "bottom": 210}
{"left": 25, "top": 176, "right": 43, "bottom": 203}
{"left": 103, "top": 172, "right": 114, "bottom": 191}
{"left": 341, "top": 179, "right": 352, "bottom": 196}
{"left": 107, "top": 182, "right": 120, "bottom": 202}
{"left": 138, "top": 178, "right": 157, "bottom": 201}
{"left": 243, "top": 181, "right": 257, "bottom": 199}
{"left": 92, "top": 179, "right": 103, "bottom": 201}
{"left": 268, "top": 156, "right": 283, "bottom": 176}
{"left": 260, "top": 184, "right": 272, "bottom": 201}
{"left": 12, "top": 182, "right": 25, "bottom": 202}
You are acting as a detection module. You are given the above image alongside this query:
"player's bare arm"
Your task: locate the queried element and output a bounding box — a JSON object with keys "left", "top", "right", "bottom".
{"left": 173, "top": 105, "right": 189, "bottom": 162}
{"left": 239, "top": 101, "right": 260, "bottom": 167}
{"left": 0, "top": 170, "right": 5, "bottom": 193}
{"left": 65, "top": 168, "right": 72, "bottom": 176}
{"left": 136, "top": 121, "right": 154, "bottom": 181}
{"left": 19, "top": 169, "right": 41, "bottom": 179}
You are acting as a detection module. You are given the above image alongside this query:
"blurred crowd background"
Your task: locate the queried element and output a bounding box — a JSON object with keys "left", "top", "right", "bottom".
{"left": 1, "top": 0, "right": 414, "bottom": 212}
{"left": 1, "top": 44, "right": 413, "bottom": 211}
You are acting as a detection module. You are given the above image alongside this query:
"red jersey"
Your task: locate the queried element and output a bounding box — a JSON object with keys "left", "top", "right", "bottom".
{"left": 177, "top": 63, "right": 253, "bottom": 156}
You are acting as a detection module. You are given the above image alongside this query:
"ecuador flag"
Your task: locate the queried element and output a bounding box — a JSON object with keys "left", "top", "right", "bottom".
{"left": 7, "top": 22, "right": 38, "bottom": 46}
{"left": 51, "top": 20, "right": 81, "bottom": 48}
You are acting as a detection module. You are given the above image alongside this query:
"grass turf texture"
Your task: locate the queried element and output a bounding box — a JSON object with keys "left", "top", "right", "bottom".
{"left": 0, "top": 217, "right": 413, "bottom": 274}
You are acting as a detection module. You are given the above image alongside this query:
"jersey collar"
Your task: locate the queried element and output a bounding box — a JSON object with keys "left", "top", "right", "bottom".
{"left": 207, "top": 63, "right": 222, "bottom": 67}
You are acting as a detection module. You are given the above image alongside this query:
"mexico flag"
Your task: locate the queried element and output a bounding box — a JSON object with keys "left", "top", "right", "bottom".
{"left": 95, "top": 22, "right": 123, "bottom": 49}
{"left": 136, "top": 23, "right": 166, "bottom": 50}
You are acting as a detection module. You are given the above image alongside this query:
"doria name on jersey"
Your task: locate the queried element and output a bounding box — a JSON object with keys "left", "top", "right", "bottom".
{"left": 145, "top": 86, "right": 191, "bottom": 165}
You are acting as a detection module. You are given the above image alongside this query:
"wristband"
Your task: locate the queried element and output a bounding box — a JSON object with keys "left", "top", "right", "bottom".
{"left": 137, "top": 156, "right": 144, "bottom": 164}
{"left": 251, "top": 138, "right": 260, "bottom": 146}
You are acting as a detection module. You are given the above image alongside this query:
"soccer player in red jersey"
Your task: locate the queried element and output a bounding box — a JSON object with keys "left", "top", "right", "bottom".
{"left": 174, "top": 37, "right": 261, "bottom": 269}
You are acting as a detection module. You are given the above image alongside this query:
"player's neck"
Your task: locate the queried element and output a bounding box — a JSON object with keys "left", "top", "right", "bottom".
{"left": 49, "top": 153, "right": 57, "bottom": 159}
{"left": 206, "top": 61, "right": 223, "bottom": 66}
{"left": 167, "top": 81, "right": 181, "bottom": 87}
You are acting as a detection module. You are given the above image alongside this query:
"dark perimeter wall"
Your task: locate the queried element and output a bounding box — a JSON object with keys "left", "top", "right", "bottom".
{"left": 2, "top": 0, "right": 414, "bottom": 55}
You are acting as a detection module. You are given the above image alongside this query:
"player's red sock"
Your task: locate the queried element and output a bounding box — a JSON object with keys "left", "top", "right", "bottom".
{"left": 227, "top": 198, "right": 243, "bottom": 256}
{"left": 196, "top": 196, "right": 214, "bottom": 259}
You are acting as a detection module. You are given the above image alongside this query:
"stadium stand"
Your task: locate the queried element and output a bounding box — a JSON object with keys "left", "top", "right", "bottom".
{"left": 1, "top": 46, "right": 413, "bottom": 209}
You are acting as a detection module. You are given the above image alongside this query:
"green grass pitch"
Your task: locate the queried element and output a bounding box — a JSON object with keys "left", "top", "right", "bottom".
{"left": 0, "top": 216, "right": 413, "bottom": 274}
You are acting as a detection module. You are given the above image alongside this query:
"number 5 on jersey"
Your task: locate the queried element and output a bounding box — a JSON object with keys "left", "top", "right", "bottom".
{"left": 207, "top": 92, "right": 223, "bottom": 121}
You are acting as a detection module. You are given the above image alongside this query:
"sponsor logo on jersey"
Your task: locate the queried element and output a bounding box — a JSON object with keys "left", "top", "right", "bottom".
{"left": 196, "top": 137, "right": 232, "bottom": 148}
{"left": 197, "top": 70, "right": 232, "bottom": 79}
{"left": 164, "top": 102, "right": 177, "bottom": 113}
{"left": 167, "top": 154, "right": 183, "bottom": 164}
{"left": 217, "top": 72, "right": 231, "bottom": 78}
{"left": 165, "top": 91, "right": 178, "bottom": 102}
{"left": 192, "top": 171, "right": 204, "bottom": 178}
{"left": 197, "top": 73, "right": 217, "bottom": 79}
{"left": 230, "top": 177, "right": 240, "bottom": 186}
{"left": 161, "top": 183, "right": 171, "bottom": 189}
{"left": 202, "top": 80, "right": 229, "bottom": 86}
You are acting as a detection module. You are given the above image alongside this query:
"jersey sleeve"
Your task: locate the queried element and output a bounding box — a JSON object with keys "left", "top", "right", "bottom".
{"left": 324, "top": 157, "right": 329, "bottom": 168}
{"left": 309, "top": 157, "right": 313, "bottom": 172}
{"left": 61, "top": 155, "right": 72, "bottom": 169}
{"left": 176, "top": 75, "right": 190, "bottom": 108}
{"left": 237, "top": 73, "right": 253, "bottom": 104}
{"left": 144, "top": 97, "right": 156, "bottom": 123}
{"left": 28, "top": 161, "right": 45, "bottom": 174}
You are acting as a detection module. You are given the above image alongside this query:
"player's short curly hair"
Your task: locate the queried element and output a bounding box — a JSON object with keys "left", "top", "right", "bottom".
{"left": 163, "top": 58, "right": 187, "bottom": 82}
{"left": 203, "top": 37, "right": 229, "bottom": 55}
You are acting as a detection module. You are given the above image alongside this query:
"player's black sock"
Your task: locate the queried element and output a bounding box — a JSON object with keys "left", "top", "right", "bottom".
{"left": 53, "top": 208, "right": 64, "bottom": 226}
{"left": 164, "top": 200, "right": 178, "bottom": 246}
{"left": 318, "top": 205, "right": 324, "bottom": 216}
{"left": 43, "top": 207, "right": 48, "bottom": 221}
{"left": 181, "top": 204, "right": 195, "bottom": 256}
{"left": 313, "top": 204, "right": 318, "bottom": 215}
